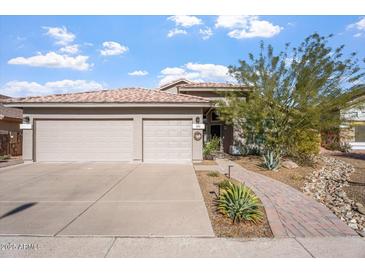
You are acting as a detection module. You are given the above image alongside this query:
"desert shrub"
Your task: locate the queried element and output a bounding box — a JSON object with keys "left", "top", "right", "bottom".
{"left": 207, "top": 171, "right": 219, "bottom": 177}
{"left": 321, "top": 140, "right": 351, "bottom": 153}
{"left": 263, "top": 149, "right": 281, "bottom": 170}
{"left": 203, "top": 136, "right": 220, "bottom": 159}
{"left": 339, "top": 142, "right": 352, "bottom": 153}
{"left": 0, "top": 155, "right": 10, "bottom": 161}
{"left": 290, "top": 130, "right": 321, "bottom": 165}
{"left": 216, "top": 181, "right": 263, "bottom": 224}
{"left": 215, "top": 179, "right": 232, "bottom": 190}
{"left": 239, "top": 143, "right": 263, "bottom": 156}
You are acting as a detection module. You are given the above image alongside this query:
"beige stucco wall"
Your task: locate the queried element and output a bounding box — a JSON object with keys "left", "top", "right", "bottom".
{"left": 22, "top": 107, "right": 204, "bottom": 162}
{"left": 160, "top": 86, "right": 179, "bottom": 94}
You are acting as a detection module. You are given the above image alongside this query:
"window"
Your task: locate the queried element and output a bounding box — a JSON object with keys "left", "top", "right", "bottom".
{"left": 211, "top": 111, "right": 220, "bottom": 122}
{"left": 355, "top": 125, "right": 365, "bottom": 142}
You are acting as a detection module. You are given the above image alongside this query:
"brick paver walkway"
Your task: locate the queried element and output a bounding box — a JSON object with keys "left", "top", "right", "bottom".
{"left": 216, "top": 159, "right": 358, "bottom": 238}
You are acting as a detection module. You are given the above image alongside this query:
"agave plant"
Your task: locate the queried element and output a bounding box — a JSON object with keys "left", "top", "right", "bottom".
{"left": 216, "top": 181, "right": 263, "bottom": 224}
{"left": 263, "top": 149, "right": 281, "bottom": 170}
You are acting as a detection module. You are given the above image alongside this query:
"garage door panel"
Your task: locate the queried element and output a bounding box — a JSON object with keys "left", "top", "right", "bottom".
{"left": 36, "top": 120, "right": 133, "bottom": 162}
{"left": 143, "top": 120, "right": 192, "bottom": 163}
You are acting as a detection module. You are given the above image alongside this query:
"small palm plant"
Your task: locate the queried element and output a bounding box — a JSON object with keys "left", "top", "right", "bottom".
{"left": 216, "top": 181, "right": 263, "bottom": 224}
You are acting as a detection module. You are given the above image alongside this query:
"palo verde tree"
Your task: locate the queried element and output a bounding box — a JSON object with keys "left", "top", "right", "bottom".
{"left": 218, "top": 33, "right": 365, "bottom": 165}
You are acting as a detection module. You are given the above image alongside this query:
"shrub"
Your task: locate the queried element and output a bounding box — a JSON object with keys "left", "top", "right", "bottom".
{"left": 263, "top": 150, "right": 281, "bottom": 170}
{"left": 207, "top": 171, "right": 219, "bottom": 177}
{"left": 215, "top": 179, "right": 232, "bottom": 190}
{"left": 216, "top": 181, "right": 263, "bottom": 224}
{"left": 0, "top": 155, "right": 10, "bottom": 161}
{"left": 203, "top": 136, "right": 220, "bottom": 159}
{"left": 321, "top": 141, "right": 351, "bottom": 153}
{"left": 290, "top": 129, "right": 320, "bottom": 165}
{"left": 239, "top": 143, "right": 262, "bottom": 156}
{"left": 339, "top": 142, "right": 352, "bottom": 153}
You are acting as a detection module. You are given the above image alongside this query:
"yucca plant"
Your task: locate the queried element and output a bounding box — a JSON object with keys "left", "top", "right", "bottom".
{"left": 263, "top": 150, "right": 281, "bottom": 170}
{"left": 216, "top": 181, "right": 263, "bottom": 224}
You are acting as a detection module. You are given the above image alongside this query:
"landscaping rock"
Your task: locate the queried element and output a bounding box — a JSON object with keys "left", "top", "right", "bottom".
{"left": 303, "top": 156, "right": 365, "bottom": 234}
{"left": 282, "top": 160, "right": 299, "bottom": 169}
{"left": 355, "top": 203, "right": 365, "bottom": 215}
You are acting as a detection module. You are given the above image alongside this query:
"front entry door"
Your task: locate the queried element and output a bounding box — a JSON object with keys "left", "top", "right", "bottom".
{"left": 210, "top": 125, "right": 222, "bottom": 139}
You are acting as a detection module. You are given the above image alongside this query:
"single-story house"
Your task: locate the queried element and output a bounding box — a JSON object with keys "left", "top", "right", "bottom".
{"left": 340, "top": 88, "right": 365, "bottom": 150}
{"left": 0, "top": 94, "right": 23, "bottom": 156}
{"left": 4, "top": 80, "right": 245, "bottom": 163}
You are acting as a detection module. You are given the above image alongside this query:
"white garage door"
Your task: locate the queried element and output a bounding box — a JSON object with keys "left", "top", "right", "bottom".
{"left": 143, "top": 119, "right": 192, "bottom": 163}
{"left": 35, "top": 120, "right": 133, "bottom": 162}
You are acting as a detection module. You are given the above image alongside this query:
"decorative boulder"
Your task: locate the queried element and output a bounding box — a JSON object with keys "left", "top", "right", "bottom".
{"left": 355, "top": 203, "right": 365, "bottom": 215}
{"left": 282, "top": 160, "right": 299, "bottom": 169}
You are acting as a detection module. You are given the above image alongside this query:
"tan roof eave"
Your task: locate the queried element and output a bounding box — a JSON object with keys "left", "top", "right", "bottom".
{"left": 0, "top": 115, "right": 22, "bottom": 122}
{"left": 3, "top": 102, "right": 212, "bottom": 108}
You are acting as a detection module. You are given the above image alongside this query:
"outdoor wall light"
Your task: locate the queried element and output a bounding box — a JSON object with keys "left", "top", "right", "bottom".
{"left": 23, "top": 116, "right": 30, "bottom": 124}
{"left": 195, "top": 117, "right": 200, "bottom": 124}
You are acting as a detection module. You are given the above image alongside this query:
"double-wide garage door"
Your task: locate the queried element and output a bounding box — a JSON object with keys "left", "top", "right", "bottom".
{"left": 35, "top": 120, "right": 133, "bottom": 162}
{"left": 35, "top": 119, "right": 192, "bottom": 162}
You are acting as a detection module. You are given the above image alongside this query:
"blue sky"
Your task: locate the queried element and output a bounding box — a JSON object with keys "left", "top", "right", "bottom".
{"left": 0, "top": 15, "right": 364, "bottom": 97}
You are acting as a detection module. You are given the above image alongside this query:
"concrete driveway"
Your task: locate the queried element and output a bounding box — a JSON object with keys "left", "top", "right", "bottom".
{"left": 0, "top": 163, "right": 214, "bottom": 237}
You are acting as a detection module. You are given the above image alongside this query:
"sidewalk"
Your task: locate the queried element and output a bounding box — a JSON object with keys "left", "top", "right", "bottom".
{"left": 1, "top": 236, "right": 364, "bottom": 257}
{"left": 215, "top": 159, "right": 358, "bottom": 238}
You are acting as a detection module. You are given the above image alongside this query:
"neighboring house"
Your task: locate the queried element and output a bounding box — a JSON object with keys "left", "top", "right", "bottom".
{"left": 340, "top": 89, "right": 365, "bottom": 150}
{"left": 0, "top": 94, "right": 23, "bottom": 156}
{"left": 4, "top": 80, "right": 246, "bottom": 163}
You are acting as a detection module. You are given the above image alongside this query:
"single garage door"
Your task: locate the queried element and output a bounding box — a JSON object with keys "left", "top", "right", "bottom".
{"left": 35, "top": 120, "right": 133, "bottom": 162}
{"left": 143, "top": 119, "right": 192, "bottom": 163}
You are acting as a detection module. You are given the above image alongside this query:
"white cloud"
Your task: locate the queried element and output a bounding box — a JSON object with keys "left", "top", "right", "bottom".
{"left": 216, "top": 15, "right": 249, "bottom": 29}
{"left": 168, "top": 15, "right": 202, "bottom": 28}
{"left": 215, "top": 15, "right": 282, "bottom": 39}
{"left": 161, "top": 67, "right": 186, "bottom": 75}
{"left": 8, "top": 52, "right": 91, "bottom": 71}
{"left": 158, "top": 62, "right": 235, "bottom": 85}
{"left": 347, "top": 17, "right": 365, "bottom": 37}
{"left": 199, "top": 27, "right": 213, "bottom": 40}
{"left": 167, "top": 28, "right": 188, "bottom": 38}
{"left": 0, "top": 80, "right": 104, "bottom": 97}
{"left": 43, "top": 26, "right": 75, "bottom": 46}
{"left": 59, "top": 44, "right": 79, "bottom": 54}
{"left": 100, "top": 41, "right": 128, "bottom": 56}
{"left": 347, "top": 17, "right": 365, "bottom": 30}
{"left": 128, "top": 70, "right": 149, "bottom": 76}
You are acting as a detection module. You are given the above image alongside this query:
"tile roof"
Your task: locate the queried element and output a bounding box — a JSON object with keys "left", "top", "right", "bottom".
{"left": 0, "top": 105, "right": 23, "bottom": 119}
{"left": 179, "top": 82, "right": 243, "bottom": 88}
{"left": 159, "top": 78, "right": 193, "bottom": 90}
{"left": 0, "top": 94, "right": 23, "bottom": 119}
{"left": 0, "top": 94, "right": 11, "bottom": 101}
{"left": 5, "top": 88, "right": 210, "bottom": 104}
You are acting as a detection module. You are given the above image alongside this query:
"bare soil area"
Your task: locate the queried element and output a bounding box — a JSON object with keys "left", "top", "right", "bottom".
{"left": 194, "top": 160, "right": 217, "bottom": 165}
{"left": 235, "top": 155, "right": 323, "bottom": 192}
{"left": 195, "top": 170, "right": 273, "bottom": 238}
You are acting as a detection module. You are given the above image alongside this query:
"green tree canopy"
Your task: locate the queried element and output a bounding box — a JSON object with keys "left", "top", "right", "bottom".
{"left": 218, "top": 33, "right": 365, "bottom": 160}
